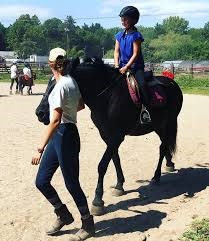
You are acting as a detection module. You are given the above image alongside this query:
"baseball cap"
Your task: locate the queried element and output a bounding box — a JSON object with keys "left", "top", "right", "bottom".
{"left": 49, "top": 47, "right": 66, "bottom": 62}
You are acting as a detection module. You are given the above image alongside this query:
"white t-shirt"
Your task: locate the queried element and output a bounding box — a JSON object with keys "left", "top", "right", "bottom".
{"left": 10, "top": 64, "right": 18, "bottom": 79}
{"left": 23, "top": 67, "right": 32, "bottom": 78}
{"left": 48, "top": 75, "right": 81, "bottom": 124}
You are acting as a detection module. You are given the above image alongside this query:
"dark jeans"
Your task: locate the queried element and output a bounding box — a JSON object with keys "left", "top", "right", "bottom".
{"left": 10, "top": 77, "right": 18, "bottom": 91}
{"left": 135, "top": 69, "right": 150, "bottom": 106}
{"left": 35, "top": 123, "right": 88, "bottom": 209}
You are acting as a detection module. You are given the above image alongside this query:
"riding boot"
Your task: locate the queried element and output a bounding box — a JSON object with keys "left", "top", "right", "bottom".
{"left": 73, "top": 215, "right": 95, "bottom": 240}
{"left": 46, "top": 204, "right": 74, "bottom": 235}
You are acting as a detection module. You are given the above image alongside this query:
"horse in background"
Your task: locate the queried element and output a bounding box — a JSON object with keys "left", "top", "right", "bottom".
{"left": 18, "top": 71, "right": 36, "bottom": 95}
{"left": 36, "top": 58, "right": 183, "bottom": 216}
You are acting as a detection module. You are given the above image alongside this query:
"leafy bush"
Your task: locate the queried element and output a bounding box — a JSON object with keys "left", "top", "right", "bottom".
{"left": 180, "top": 219, "right": 209, "bottom": 241}
{"left": 176, "top": 75, "right": 209, "bottom": 95}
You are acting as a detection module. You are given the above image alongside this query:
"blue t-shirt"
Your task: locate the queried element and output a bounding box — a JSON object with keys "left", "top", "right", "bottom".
{"left": 115, "top": 30, "right": 144, "bottom": 71}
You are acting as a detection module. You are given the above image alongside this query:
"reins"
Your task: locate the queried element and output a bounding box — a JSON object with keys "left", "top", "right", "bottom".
{"left": 97, "top": 73, "right": 125, "bottom": 97}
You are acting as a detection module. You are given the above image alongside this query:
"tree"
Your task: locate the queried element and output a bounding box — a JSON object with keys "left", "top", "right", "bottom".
{"left": 42, "top": 18, "right": 65, "bottom": 52}
{"left": 202, "top": 22, "right": 209, "bottom": 40}
{"left": 149, "top": 32, "right": 196, "bottom": 61}
{"left": 0, "top": 22, "right": 6, "bottom": 50}
{"left": 18, "top": 40, "right": 37, "bottom": 59}
{"left": 162, "top": 16, "right": 189, "bottom": 34}
{"left": 7, "top": 14, "right": 43, "bottom": 56}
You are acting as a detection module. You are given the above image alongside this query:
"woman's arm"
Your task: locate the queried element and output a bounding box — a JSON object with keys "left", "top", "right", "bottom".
{"left": 32, "top": 108, "right": 62, "bottom": 165}
{"left": 38, "top": 108, "right": 62, "bottom": 151}
{"left": 114, "top": 40, "right": 120, "bottom": 68}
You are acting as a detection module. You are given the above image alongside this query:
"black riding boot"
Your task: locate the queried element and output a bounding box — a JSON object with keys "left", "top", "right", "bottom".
{"left": 73, "top": 215, "right": 95, "bottom": 240}
{"left": 46, "top": 204, "right": 74, "bottom": 235}
{"left": 135, "top": 70, "right": 152, "bottom": 124}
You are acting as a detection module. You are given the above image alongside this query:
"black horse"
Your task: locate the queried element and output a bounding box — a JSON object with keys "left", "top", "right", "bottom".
{"left": 36, "top": 58, "right": 183, "bottom": 216}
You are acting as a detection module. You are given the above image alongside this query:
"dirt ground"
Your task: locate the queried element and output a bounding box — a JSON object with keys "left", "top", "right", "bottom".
{"left": 1, "top": 82, "right": 209, "bottom": 241}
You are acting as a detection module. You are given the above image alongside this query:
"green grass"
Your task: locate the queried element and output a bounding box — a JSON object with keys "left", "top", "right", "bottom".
{"left": 0, "top": 72, "right": 50, "bottom": 84}
{"left": 175, "top": 75, "right": 209, "bottom": 96}
{"left": 180, "top": 219, "right": 209, "bottom": 241}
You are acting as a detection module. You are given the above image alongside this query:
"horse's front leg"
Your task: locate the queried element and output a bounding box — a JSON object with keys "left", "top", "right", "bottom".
{"left": 18, "top": 78, "right": 23, "bottom": 95}
{"left": 165, "top": 152, "right": 175, "bottom": 172}
{"left": 112, "top": 151, "right": 125, "bottom": 197}
{"left": 91, "top": 145, "right": 114, "bottom": 216}
{"left": 91, "top": 132, "right": 124, "bottom": 216}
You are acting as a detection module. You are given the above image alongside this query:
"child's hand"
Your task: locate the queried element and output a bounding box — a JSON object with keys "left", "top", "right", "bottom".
{"left": 119, "top": 66, "right": 128, "bottom": 74}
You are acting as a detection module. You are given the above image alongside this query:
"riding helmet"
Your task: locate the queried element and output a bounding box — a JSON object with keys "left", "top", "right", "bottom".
{"left": 119, "top": 6, "right": 140, "bottom": 24}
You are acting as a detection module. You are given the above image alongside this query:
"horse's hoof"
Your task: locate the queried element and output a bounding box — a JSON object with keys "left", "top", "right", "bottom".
{"left": 165, "top": 165, "right": 175, "bottom": 172}
{"left": 112, "top": 188, "right": 125, "bottom": 197}
{"left": 91, "top": 204, "right": 105, "bottom": 216}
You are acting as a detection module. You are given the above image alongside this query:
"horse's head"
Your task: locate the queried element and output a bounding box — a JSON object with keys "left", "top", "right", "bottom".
{"left": 71, "top": 57, "right": 122, "bottom": 103}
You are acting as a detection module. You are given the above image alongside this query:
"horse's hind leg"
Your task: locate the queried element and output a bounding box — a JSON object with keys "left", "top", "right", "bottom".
{"left": 152, "top": 141, "right": 167, "bottom": 184}
{"left": 112, "top": 151, "right": 125, "bottom": 196}
{"left": 27, "top": 87, "right": 30, "bottom": 95}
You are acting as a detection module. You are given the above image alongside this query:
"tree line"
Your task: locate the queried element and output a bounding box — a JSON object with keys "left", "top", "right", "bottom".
{"left": 0, "top": 14, "right": 209, "bottom": 62}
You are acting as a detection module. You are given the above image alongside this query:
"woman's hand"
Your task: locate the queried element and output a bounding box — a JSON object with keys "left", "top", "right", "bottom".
{"left": 31, "top": 151, "right": 42, "bottom": 165}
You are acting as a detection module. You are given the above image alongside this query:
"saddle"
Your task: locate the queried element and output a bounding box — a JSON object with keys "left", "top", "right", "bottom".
{"left": 126, "top": 71, "right": 167, "bottom": 108}
{"left": 24, "top": 74, "right": 30, "bottom": 81}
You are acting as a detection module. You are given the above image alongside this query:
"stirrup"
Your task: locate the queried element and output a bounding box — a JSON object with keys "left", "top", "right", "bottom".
{"left": 140, "top": 105, "right": 151, "bottom": 124}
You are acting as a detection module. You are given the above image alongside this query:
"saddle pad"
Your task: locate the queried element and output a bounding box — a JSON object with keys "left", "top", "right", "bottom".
{"left": 126, "top": 75, "right": 141, "bottom": 106}
{"left": 149, "top": 85, "right": 167, "bottom": 107}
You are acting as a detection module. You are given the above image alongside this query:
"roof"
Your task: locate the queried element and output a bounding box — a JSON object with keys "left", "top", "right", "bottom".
{"left": 0, "top": 51, "right": 17, "bottom": 58}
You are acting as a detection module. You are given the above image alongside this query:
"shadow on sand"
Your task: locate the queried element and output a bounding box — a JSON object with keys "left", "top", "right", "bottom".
{"left": 93, "top": 167, "right": 209, "bottom": 237}
{"left": 0, "top": 95, "right": 9, "bottom": 97}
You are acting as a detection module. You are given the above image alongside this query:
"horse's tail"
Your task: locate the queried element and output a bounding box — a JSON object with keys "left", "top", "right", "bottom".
{"left": 167, "top": 118, "right": 178, "bottom": 155}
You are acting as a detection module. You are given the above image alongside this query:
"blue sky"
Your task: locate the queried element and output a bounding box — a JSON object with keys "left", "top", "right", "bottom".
{"left": 0, "top": 0, "right": 208, "bottom": 28}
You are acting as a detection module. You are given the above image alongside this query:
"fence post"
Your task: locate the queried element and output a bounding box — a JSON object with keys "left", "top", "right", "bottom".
{"left": 191, "top": 63, "right": 193, "bottom": 78}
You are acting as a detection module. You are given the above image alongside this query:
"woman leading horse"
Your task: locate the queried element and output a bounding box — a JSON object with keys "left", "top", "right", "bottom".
{"left": 36, "top": 57, "right": 183, "bottom": 216}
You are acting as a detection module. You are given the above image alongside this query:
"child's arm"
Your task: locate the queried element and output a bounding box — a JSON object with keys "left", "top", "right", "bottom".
{"left": 127, "top": 39, "right": 141, "bottom": 68}
{"left": 120, "top": 39, "right": 141, "bottom": 74}
{"left": 114, "top": 40, "right": 120, "bottom": 68}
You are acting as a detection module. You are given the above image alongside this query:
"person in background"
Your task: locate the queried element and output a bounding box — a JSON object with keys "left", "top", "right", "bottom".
{"left": 23, "top": 63, "right": 32, "bottom": 81}
{"left": 32, "top": 47, "right": 95, "bottom": 240}
{"left": 114, "top": 6, "right": 151, "bottom": 124}
{"left": 10, "top": 61, "right": 19, "bottom": 94}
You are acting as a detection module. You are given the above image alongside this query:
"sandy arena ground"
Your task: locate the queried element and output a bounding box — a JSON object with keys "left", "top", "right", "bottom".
{"left": 0, "top": 82, "right": 209, "bottom": 241}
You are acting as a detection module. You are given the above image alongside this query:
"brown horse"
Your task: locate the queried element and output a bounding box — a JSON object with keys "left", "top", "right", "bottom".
{"left": 18, "top": 72, "right": 36, "bottom": 95}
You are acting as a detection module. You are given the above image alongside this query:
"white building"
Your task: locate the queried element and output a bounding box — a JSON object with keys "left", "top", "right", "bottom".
{"left": 161, "top": 60, "right": 183, "bottom": 68}
{"left": 30, "top": 55, "right": 48, "bottom": 63}
{"left": 103, "top": 58, "right": 114, "bottom": 66}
